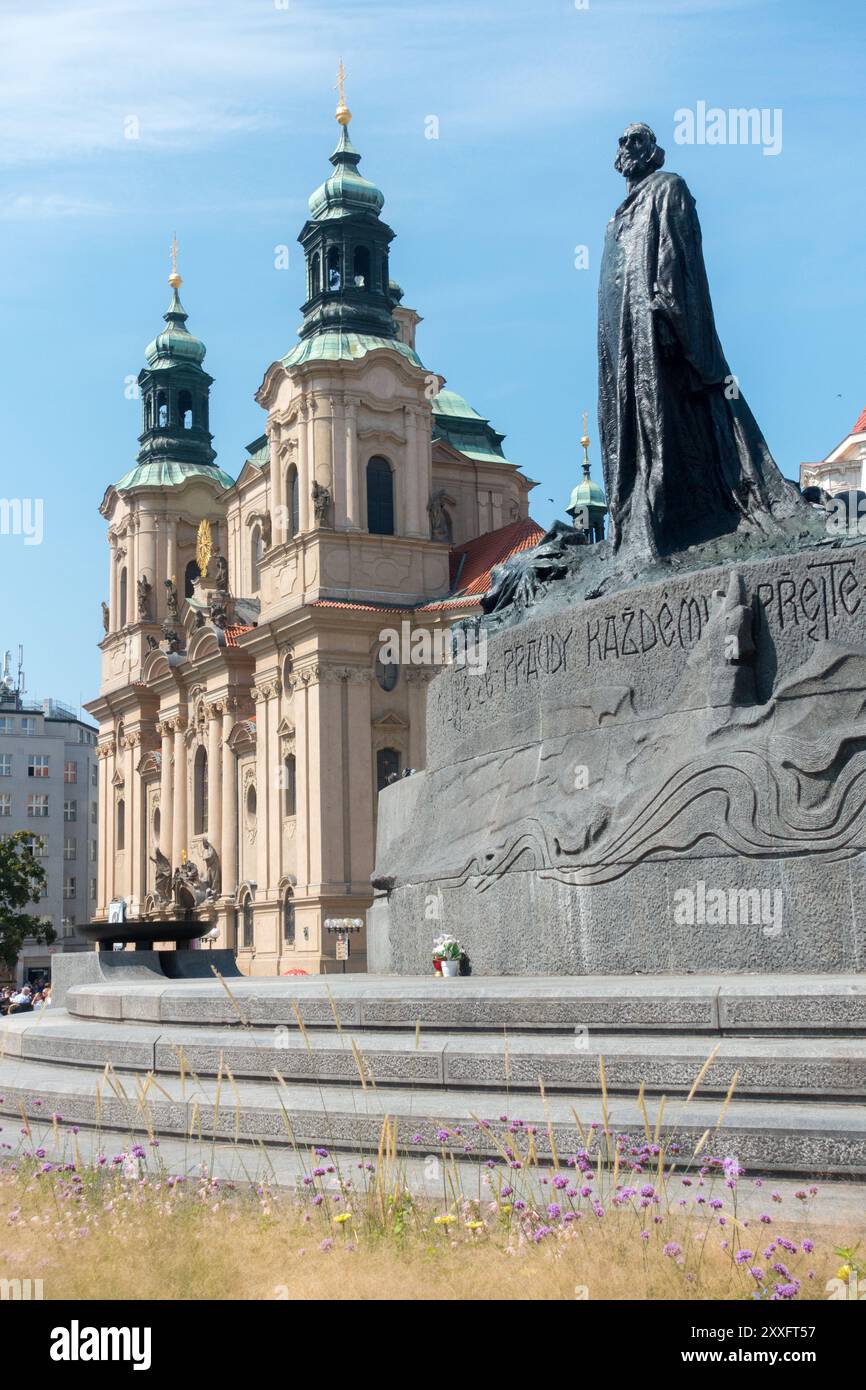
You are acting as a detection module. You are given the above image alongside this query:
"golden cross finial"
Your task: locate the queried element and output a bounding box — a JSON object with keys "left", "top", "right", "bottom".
{"left": 580, "top": 410, "right": 591, "bottom": 471}
{"left": 169, "top": 232, "right": 182, "bottom": 290}
{"left": 333, "top": 58, "right": 351, "bottom": 125}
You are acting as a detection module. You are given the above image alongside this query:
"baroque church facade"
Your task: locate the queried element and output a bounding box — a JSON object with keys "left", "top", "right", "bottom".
{"left": 85, "top": 98, "right": 541, "bottom": 975}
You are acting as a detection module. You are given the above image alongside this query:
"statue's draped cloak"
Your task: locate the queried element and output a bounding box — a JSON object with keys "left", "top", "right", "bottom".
{"left": 598, "top": 170, "right": 798, "bottom": 557}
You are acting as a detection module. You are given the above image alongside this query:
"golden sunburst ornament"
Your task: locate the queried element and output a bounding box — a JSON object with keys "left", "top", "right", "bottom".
{"left": 196, "top": 519, "right": 213, "bottom": 577}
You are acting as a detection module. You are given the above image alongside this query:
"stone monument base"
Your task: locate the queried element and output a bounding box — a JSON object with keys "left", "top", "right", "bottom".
{"left": 370, "top": 541, "right": 866, "bottom": 976}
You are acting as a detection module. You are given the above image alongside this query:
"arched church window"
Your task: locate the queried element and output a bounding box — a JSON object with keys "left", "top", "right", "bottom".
{"left": 376, "top": 747, "right": 401, "bottom": 792}
{"left": 157, "top": 391, "right": 168, "bottom": 428}
{"left": 242, "top": 894, "right": 254, "bottom": 949}
{"left": 116, "top": 798, "right": 125, "bottom": 851}
{"left": 152, "top": 807, "right": 161, "bottom": 848}
{"left": 185, "top": 559, "right": 200, "bottom": 598}
{"left": 193, "top": 746, "right": 208, "bottom": 835}
{"left": 179, "top": 390, "right": 193, "bottom": 429}
{"left": 283, "top": 889, "right": 295, "bottom": 946}
{"left": 353, "top": 246, "right": 370, "bottom": 287}
{"left": 119, "top": 568, "right": 128, "bottom": 626}
{"left": 246, "top": 783, "right": 257, "bottom": 827}
{"left": 145, "top": 395, "right": 153, "bottom": 430}
{"left": 367, "top": 456, "right": 394, "bottom": 536}
{"left": 327, "top": 246, "right": 341, "bottom": 291}
{"left": 287, "top": 466, "right": 299, "bottom": 537}
{"left": 310, "top": 252, "right": 321, "bottom": 297}
{"left": 251, "top": 525, "right": 263, "bottom": 592}
{"left": 283, "top": 755, "right": 296, "bottom": 818}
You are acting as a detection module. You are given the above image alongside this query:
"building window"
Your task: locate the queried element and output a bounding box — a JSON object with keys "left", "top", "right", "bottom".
{"left": 251, "top": 525, "right": 262, "bottom": 592}
{"left": 23, "top": 834, "right": 46, "bottom": 857}
{"left": 119, "top": 568, "right": 128, "bottom": 626}
{"left": 28, "top": 755, "right": 49, "bottom": 778}
{"left": 90, "top": 878, "right": 97, "bottom": 901}
{"left": 376, "top": 747, "right": 401, "bottom": 791}
{"left": 193, "top": 746, "right": 208, "bottom": 835}
{"left": 0, "top": 754, "right": 11, "bottom": 776}
{"left": 27, "top": 794, "right": 49, "bottom": 818}
{"left": 64, "top": 876, "right": 77, "bottom": 901}
{"left": 283, "top": 755, "right": 296, "bottom": 818}
{"left": 242, "top": 896, "right": 254, "bottom": 949}
{"left": 283, "top": 889, "right": 295, "bottom": 946}
{"left": 0, "top": 717, "right": 13, "bottom": 734}
{"left": 90, "top": 801, "right": 98, "bottom": 824}
{"left": 91, "top": 838, "right": 98, "bottom": 862}
{"left": 64, "top": 760, "right": 78, "bottom": 783}
{"left": 116, "top": 798, "right": 125, "bottom": 851}
{"left": 327, "top": 245, "right": 341, "bottom": 291}
{"left": 287, "top": 466, "right": 299, "bottom": 537}
{"left": 309, "top": 251, "right": 320, "bottom": 298}
{"left": 91, "top": 765, "right": 98, "bottom": 787}
{"left": 64, "top": 837, "right": 76, "bottom": 862}
{"left": 352, "top": 245, "right": 370, "bottom": 287}
{"left": 0, "top": 794, "right": 10, "bottom": 816}
{"left": 157, "top": 391, "right": 167, "bottom": 428}
{"left": 21, "top": 717, "right": 37, "bottom": 736}
{"left": 367, "top": 457, "right": 394, "bottom": 536}
{"left": 178, "top": 389, "right": 193, "bottom": 429}
{"left": 375, "top": 657, "right": 399, "bottom": 692}
{"left": 64, "top": 800, "right": 77, "bottom": 822}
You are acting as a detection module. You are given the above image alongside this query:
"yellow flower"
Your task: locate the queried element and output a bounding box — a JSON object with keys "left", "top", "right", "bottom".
{"left": 837, "top": 1264, "right": 852, "bottom": 1280}
{"left": 466, "top": 1220, "right": 485, "bottom": 1231}
{"left": 333, "top": 1212, "right": 352, "bottom": 1224}
{"left": 433, "top": 1213, "right": 456, "bottom": 1225}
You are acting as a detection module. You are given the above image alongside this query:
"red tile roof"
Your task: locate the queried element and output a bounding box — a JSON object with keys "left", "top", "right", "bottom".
{"left": 418, "top": 517, "right": 544, "bottom": 611}
{"left": 310, "top": 600, "right": 414, "bottom": 614}
{"left": 853, "top": 405, "right": 866, "bottom": 435}
{"left": 224, "top": 624, "right": 255, "bottom": 647}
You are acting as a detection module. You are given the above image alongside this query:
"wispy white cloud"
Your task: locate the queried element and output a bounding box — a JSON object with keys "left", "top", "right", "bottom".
{"left": 0, "top": 192, "right": 110, "bottom": 220}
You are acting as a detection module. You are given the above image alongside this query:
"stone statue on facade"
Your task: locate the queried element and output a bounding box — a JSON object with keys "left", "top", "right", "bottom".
{"left": 208, "top": 592, "right": 229, "bottom": 630}
{"left": 312, "top": 480, "right": 332, "bottom": 528}
{"left": 164, "top": 578, "right": 180, "bottom": 623}
{"left": 101, "top": 601, "right": 110, "bottom": 635}
{"left": 201, "top": 838, "right": 221, "bottom": 895}
{"left": 137, "top": 574, "right": 152, "bottom": 621}
{"left": 214, "top": 555, "right": 229, "bottom": 594}
{"left": 428, "top": 489, "right": 455, "bottom": 543}
{"left": 150, "top": 846, "right": 172, "bottom": 904}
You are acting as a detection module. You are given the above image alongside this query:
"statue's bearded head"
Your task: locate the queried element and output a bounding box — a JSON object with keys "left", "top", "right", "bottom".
{"left": 614, "top": 123, "right": 665, "bottom": 181}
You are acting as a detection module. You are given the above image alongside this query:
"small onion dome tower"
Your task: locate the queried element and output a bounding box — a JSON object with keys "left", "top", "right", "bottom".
{"left": 130, "top": 236, "right": 218, "bottom": 476}
{"left": 567, "top": 413, "right": 607, "bottom": 543}
{"left": 297, "top": 60, "right": 399, "bottom": 343}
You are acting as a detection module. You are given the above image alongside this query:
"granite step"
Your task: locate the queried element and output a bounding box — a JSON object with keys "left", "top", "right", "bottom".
{"left": 0, "top": 1053, "right": 864, "bottom": 1176}
{"left": 61, "top": 972, "right": 866, "bottom": 1033}
{"left": 2, "top": 1010, "right": 865, "bottom": 1099}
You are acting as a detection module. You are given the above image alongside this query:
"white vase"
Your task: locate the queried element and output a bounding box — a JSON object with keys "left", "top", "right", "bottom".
{"left": 441, "top": 959, "right": 460, "bottom": 977}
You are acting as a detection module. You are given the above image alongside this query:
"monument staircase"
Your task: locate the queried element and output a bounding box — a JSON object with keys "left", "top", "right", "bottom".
{"left": 1, "top": 959, "right": 864, "bottom": 1181}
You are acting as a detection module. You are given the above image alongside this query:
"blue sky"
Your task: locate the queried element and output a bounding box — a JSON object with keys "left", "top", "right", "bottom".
{"left": 0, "top": 0, "right": 863, "bottom": 710}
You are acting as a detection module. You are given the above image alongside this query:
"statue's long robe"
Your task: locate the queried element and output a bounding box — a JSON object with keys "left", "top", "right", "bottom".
{"left": 598, "top": 170, "right": 799, "bottom": 557}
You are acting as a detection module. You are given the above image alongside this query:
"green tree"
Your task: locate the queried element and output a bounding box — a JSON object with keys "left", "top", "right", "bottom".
{"left": 0, "top": 832, "right": 55, "bottom": 970}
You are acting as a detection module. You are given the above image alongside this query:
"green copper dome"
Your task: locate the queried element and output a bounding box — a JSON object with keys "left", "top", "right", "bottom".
{"left": 568, "top": 474, "right": 607, "bottom": 510}
{"left": 145, "top": 288, "right": 207, "bottom": 368}
{"left": 114, "top": 459, "right": 234, "bottom": 493}
{"left": 308, "top": 126, "right": 385, "bottom": 221}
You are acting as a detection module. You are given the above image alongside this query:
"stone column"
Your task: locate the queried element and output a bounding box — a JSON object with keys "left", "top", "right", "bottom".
{"left": 157, "top": 720, "right": 174, "bottom": 860}
{"left": 270, "top": 429, "right": 285, "bottom": 544}
{"left": 171, "top": 717, "right": 187, "bottom": 869}
{"left": 332, "top": 396, "right": 347, "bottom": 529}
{"left": 220, "top": 700, "right": 238, "bottom": 898}
{"left": 298, "top": 404, "right": 311, "bottom": 534}
{"left": 404, "top": 407, "right": 423, "bottom": 537}
{"left": 165, "top": 517, "right": 177, "bottom": 594}
{"left": 344, "top": 397, "right": 359, "bottom": 530}
{"left": 206, "top": 702, "right": 223, "bottom": 853}
{"left": 345, "top": 669, "right": 374, "bottom": 885}
{"left": 96, "top": 743, "right": 112, "bottom": 912}
{"left": 108, "top": 536, "right": 119, "bottom": 632}
{"left": 251, "top": 683, "right": 271, "bottom": 892}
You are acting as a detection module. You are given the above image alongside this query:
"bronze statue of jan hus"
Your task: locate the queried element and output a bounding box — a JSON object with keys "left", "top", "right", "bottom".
{"left": 598, "top": 122, "right": 802, "bottom": 559}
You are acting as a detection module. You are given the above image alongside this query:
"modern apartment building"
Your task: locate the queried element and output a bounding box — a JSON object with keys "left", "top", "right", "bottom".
{"left": 0, "top": 680, "right": 98, "bottom": 982}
